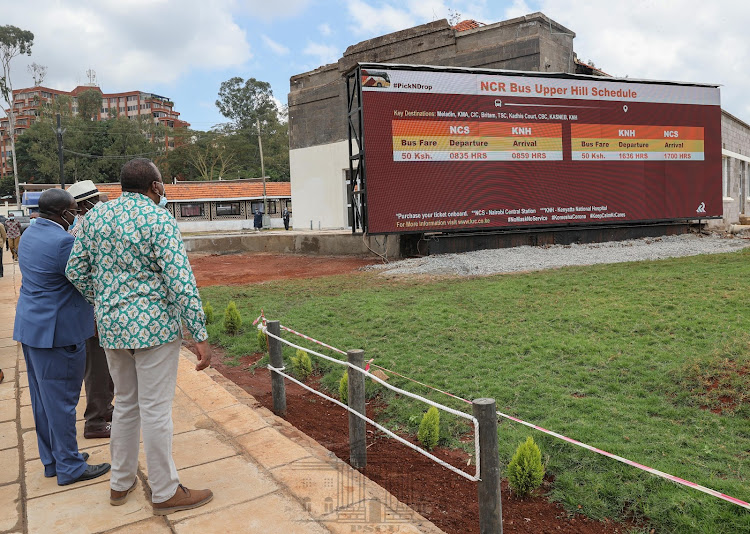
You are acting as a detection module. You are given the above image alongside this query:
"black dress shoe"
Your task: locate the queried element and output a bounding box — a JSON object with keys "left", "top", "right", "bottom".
{"left": 58, "top": 463, "right": 111, "bottom": 486}
{"left": 44, "top": 452, "right": 90, "bottom": 477}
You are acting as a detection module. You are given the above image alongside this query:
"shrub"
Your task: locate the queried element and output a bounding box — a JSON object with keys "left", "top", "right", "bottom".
{"left": 202, "top": 301, "right": 214, "bottom": 324}
{"left": 507, "top": 436, "right": 545, "bottom": 497}
{"left": 223, "top": 301, "right": 242, "bottom": 335}
{"left": 417, "top": 406, "right": 440, "bottom": 450}
{"left": 339, "top": 371, "right": 348, "bottom": 404}
{"left": 257, "top": 328, "right": 268, "bottom": 352}
{"left": 291, "top": 349, "right": 313, "bottom": 380}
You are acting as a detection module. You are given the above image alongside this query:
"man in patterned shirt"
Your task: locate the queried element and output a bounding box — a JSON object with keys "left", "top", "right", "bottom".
{"left": 66, "top": 158, "right": 213, "bottom": 514}
{"left": 5, "top": 213, "right": 21, "bottom": 261}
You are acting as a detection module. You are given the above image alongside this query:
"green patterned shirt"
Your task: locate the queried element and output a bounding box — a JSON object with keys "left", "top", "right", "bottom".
{"left": 65, "top": 191, "right": 207, "bottom": 349}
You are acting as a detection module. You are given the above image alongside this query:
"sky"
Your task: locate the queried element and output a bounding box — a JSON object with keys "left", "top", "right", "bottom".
{"left": 2, "top": 0, "right": 749, "bottom": 131}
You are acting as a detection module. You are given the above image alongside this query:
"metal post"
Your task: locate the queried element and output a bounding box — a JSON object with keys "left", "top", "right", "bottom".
{"left": 56, "top": 114, "right": 65, "bottom": 188}
{"left": 347, "top": 349, "right": 366, "bottom": 469}
{"left": 256, "top": 118, "right": 267, "bottom": 215}
{"left": 267, "top": 320, "right": 286, "bottom": 416}
{"left": 473, "top": 398, "right": 502, "bottom": 534}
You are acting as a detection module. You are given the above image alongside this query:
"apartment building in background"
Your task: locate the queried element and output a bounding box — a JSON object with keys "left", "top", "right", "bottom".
{"left": 0, "top": 83, "right": 189, "bottom": 177}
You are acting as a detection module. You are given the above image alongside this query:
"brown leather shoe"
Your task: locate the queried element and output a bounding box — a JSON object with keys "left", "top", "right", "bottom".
{"left": 152, "top": 484, "right": 213, "bottom": 515}
{"left": 110, "top": 478, "right": 138, "bottom": 506}
{"left": 84, "top": 423, "right": 111, "bottom": 439}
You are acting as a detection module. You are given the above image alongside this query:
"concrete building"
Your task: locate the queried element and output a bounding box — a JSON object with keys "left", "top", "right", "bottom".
{"left": 720, "top": 110, "right": 750, "bottom": 229}
{"left": 289, "top": 12, "right": 750, "bottom": 232}
{"left": 289, "top": 12, "right": 578, "bottom": 231}
{"left": 16, "top": 180, "right": 292, "bottom": 232}
{"left": 1, "top": 84, "right": 188, "bottom": 177}
{"left": 97, "top": 180, "right": 291, "bottom": 232}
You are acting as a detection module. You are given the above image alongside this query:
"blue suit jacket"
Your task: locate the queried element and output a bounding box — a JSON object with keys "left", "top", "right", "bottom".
{"left": 13, "top": 218, "right": 94, "bottom": 348}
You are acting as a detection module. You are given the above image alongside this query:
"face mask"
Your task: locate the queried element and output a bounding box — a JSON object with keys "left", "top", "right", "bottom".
{"left": 157, "top": 183, "right": 168, "bottom": 208}
{"left": 62, "top": 210, "right": 77, "bottom": 230}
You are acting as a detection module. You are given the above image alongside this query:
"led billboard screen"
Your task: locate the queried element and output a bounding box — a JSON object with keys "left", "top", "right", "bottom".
{"left": 359, "top": 65, "right": 722, "bottom": 234}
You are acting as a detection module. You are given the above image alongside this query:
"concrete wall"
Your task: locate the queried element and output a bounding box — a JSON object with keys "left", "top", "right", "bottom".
{"left": 716, "top": 110, "right": 750, "bottom": 229}
{"left": 289, "top": 140, "right": 350, "bottom": 230}
{"left": 183, "top": 231, "right": 399, "bottom": 258}
{"left": 288, "top": 12, "right": 575, "bottom": 230}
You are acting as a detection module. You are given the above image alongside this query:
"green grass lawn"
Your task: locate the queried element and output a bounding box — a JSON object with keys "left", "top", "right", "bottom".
{"left": 200, "top": 250, "right": 750, "bottom": 534}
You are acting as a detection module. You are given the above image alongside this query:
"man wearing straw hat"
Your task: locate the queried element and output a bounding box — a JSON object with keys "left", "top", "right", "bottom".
{"left": 66, "top": 180, "right": 115, "bottom": 439}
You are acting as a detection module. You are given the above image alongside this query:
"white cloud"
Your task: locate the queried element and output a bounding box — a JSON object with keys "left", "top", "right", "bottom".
{"left": 346, "top": 0, "right": 416, "bottom": 35}
{"left": 345, "top": 0, "right": 491, "bottom": 36}
{"left": 503, "top": 0, "right": 533, "bottom": 20}
{"left": 237, "top": 0, "right": 311, "bottom": 19}
{"left": 318, "top": 23, "right": 332, "bottom": 36}
{"left": 303, "top": 42, "right": 340, "bottom": 67}
{"left": 1, "top": 0, "right": 251, "bottom": 92}
{"left": 536, "top": 0, "right": 750, "bottom": 119}
{"left": 261, "top": 35, "right": 290, "bottom": 55}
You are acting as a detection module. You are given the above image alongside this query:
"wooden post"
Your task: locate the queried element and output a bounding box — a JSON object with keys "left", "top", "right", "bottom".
{"left": 473, "top": 398, "right": 502, "bottom": 534}
{"left": 347, "top": 349, "right": 366, "bottom": 469}
{"left": 267, "top": 320, "right": 286, "bottom": 416}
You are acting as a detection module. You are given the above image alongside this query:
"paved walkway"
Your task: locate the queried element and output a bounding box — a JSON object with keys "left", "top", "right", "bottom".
{"left": 0, "top": 254, "right": 444, "bottom": 534}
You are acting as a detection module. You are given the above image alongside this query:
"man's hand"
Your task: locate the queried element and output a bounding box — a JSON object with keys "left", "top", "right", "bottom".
{"left": 194, "top": 340, "right": 212, "bottom": 371}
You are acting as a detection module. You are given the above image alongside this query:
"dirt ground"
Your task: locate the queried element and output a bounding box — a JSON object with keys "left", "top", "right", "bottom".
{"left": 189, "top": 253, "right": 637, "bottom": 534}
{"left": 189, "top": 252, "right": 377, "bottom": 286}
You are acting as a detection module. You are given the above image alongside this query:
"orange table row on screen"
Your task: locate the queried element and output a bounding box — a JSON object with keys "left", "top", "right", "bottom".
{"left": 391, "top": 120, "right": 562, "bottom": 138}
{"left": 570, "top": 138, "right": 704, "bottom": 152}
{"left": 570, "top": 124, "right": 704, "bottom": 141}
{"left": 392, "top": 136, "right": 563, "bottom": 151}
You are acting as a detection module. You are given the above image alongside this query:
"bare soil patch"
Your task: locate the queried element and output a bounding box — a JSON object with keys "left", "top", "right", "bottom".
{"left": 189, "top": 252, "right": 377, "bottom": 286}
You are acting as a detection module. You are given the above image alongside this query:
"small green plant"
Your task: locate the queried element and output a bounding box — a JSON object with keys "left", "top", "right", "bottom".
{"left": 223, "top": 301, "right": 242, "bottom": 335}
{"left": 339, "top": 371, "right": 349, "bottom": 404}
{"left": 202, "top": 301, "right": 214, "bottom": 324}
{"left": 417, "top": 406, "right": 440, "bottom": 450}
{"left": 290, "top": 349, "right": 313, "bottom": 380}
{"left": 507, "top": 436, "right": 545, "bottom": 497}
{"left": 257, "top": 328, "right": 268, "bottom": 352}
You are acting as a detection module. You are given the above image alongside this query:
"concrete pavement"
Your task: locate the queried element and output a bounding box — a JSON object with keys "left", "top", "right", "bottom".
{"left": 0, "top": 253, "right": 445, "bottom": 534}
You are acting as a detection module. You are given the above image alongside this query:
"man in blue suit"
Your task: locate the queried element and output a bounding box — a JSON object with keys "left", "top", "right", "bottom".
{"left": 13, "top": 189, "right": 110, "bottom": 485}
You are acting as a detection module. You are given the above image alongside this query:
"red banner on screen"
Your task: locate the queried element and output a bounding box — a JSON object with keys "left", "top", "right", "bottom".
{"left": 360, "top": 67, "right": 722, "bottom": 234}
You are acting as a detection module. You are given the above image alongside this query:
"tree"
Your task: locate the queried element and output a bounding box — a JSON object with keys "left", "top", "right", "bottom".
{"left": 216, "top": 77, "right": 278, "bottom": 131}
{"left": 27, "top": 62, "right": 46, "bottom": 86}
{"left": 76, "top": 89, "right": 103, "bottom": 121}
{"left": 185, "top": 132, "right": 238, "bottom": 180}
{"left": 14, "top": 115, "right": 161, "bottom": 184}
{"left": 0, "top": 25, "right": 34, "bottom": 205}
{"left": 39, "top": 93, "right": 72, "bottom": 120}
{"left": 215, "top": 76, "right": 290, "bottom": 182}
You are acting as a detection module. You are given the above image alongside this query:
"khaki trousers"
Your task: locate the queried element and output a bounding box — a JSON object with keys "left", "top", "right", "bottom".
{"left": 8, "top": 236, "right": 19, "bottom": 260}
{"left": 104, "top": 338, "right": 181, "bottom": 503}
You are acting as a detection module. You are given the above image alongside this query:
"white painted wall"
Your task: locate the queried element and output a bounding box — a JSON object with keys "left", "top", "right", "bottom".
{"left": 177, "top": 217, "right": 288, "bottom": 233}
{"left": 290, "top": 140, "right": 349, "bottom": 230}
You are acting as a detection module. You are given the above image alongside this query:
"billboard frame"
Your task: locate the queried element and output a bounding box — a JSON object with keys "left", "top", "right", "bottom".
{"left": 346, "top": 62, "right": 721, "bottom": 236}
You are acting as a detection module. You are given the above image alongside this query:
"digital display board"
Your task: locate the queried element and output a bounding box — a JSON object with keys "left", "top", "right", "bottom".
{"left": 359, "top": 65, "right": 722, "bottom": 234}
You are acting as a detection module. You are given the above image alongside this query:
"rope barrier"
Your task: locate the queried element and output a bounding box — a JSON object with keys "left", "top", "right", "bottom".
{"left": 494, "top": 410, "right": 750, "bottom": 511}
{"left": 267, "top": 363, "right": 479, "bottom": 482}
{"left": 262, "top": 326, "right": 481, "bottom": 482}
{"left": 260, "top": 318, "right": 750, "bottom": 511}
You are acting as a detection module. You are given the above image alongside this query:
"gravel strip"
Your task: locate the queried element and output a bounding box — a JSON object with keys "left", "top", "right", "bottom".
{"left": 368, "top": 233, "right": 750, "bottom": 276}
